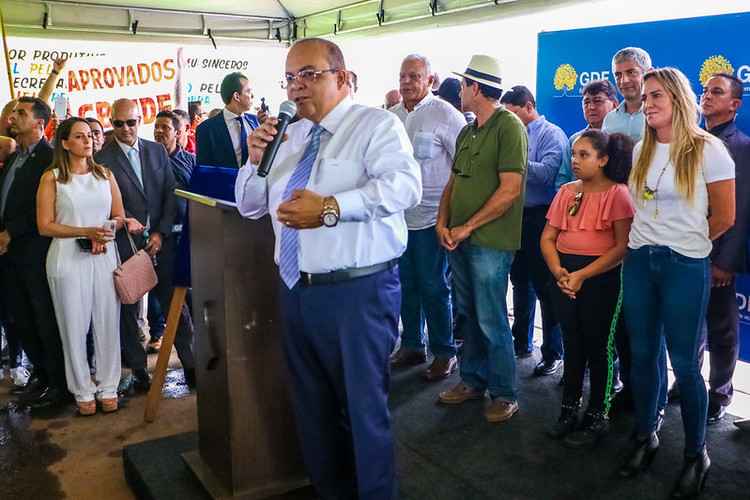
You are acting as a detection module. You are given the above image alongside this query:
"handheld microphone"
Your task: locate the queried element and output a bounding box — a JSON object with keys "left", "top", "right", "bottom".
{"left": 257, "top": 100, "right": 297, "bottom": 178}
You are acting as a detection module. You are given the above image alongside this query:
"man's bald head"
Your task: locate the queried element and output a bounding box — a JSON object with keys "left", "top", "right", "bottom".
{"left": 110, "top": 98, "right": 141, "bottom": 145}
{"left": 291, "top": 38, "right": 346, "bottom": 71}
{"left": 384, "top": 89, "right": 401, "bottom": 109}
{"left": 112, "top": 98, "right": 139, "bottom": 116}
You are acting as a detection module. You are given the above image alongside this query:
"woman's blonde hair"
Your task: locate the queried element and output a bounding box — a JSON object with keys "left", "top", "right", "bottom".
{"left": 630, "top": 67, "right": 710, "bottom": 202}
{"left": 49, "top": 117, "right": 109, "bottom": 183}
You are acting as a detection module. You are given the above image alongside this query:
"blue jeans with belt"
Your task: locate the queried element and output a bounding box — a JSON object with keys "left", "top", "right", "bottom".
{"left": 623, "top": 245, "right": 710, "bottom": 455}
{"left": 399, "top": 226, "right": 456, "bottom": 358}
{"left": 450, "top": 242, "right": 517, "bottom": 401}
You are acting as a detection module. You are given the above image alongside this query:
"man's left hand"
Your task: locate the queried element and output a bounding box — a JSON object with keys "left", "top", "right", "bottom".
{"left": 277, "top": 189, "right": 325, "bottom": 229}
{"left": 145, "top": 232, "right": 163, "bottom": 257}
{"left": 711, "top": 264, "right": 734, "bottom": 288}
{"left": 0, "top": 230, "right": 11, "bottom": 255}
{"left": 449, "top": 224, "right": 472, "bottom": 246}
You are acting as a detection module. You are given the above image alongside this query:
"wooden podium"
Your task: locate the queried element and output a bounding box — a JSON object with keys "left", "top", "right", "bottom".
{"left": 179, "top": 192, "right": 308, "bottom": 499}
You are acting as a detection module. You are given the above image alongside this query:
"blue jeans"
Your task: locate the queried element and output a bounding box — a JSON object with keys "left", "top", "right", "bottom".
{"left": 450, "top": 242, "right": 517, "bottom": 401}
{"left": 623, "top": 246, "right": 710, "bottom": 455}
{"left": 399, "top": 227, "right": 456, "bottom": 358}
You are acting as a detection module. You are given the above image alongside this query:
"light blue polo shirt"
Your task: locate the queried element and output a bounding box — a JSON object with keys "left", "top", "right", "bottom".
{"left": 601, "top": 100, "right": 645, "bottom": 143}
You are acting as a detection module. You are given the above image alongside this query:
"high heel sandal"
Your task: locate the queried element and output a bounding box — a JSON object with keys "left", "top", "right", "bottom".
{"left": 618, "top": 432, "right": 659, "bottom": 478}
{"left": 670, "top": 448, "right": 710, "bottom": 499}
{"left": 77, "top": 400, "right": 96, "bottom": 416}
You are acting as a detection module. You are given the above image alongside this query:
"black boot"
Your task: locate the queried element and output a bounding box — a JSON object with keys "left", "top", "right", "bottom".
{"left": 564, "top": 411, "right": 609, "bottom": 449}
{"left": 670, "top": 448, "right": 710, "bottom": 499}
{"left": 618, "top": 432, "right": 659, "bottom": 478}
{"left": 547, "top": 403, "right": 579, "bottom": 439}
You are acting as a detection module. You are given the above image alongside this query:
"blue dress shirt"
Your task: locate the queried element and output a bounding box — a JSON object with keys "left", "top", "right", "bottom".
{"left": 524, "top": 116, "right": 567, "bottom": 207}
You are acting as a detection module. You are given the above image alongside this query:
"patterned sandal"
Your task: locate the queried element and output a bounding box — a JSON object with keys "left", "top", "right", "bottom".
{"left": 77, "top": 400, "right": 96, "bottom": 416}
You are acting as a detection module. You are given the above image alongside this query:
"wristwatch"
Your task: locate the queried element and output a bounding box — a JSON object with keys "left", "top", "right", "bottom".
{"left": 320, "top": 196, "right": 340, "bottom": 227}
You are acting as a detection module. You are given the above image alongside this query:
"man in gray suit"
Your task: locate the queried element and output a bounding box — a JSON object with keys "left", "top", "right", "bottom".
{"left": 95, "top": 99, "right": 195, "bottom": 391}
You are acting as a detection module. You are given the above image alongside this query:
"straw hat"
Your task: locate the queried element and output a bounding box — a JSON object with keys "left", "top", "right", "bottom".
{"left": 452, "top": 55, "right": 503, "bottom": 90}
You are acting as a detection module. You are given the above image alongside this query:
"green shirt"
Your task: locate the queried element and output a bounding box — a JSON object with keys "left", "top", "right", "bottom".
{"left": 449, "top": 106, "right": 528, "bottom": 251}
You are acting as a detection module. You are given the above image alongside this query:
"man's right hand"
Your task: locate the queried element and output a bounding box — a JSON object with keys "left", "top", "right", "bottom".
{"left": 247, "top": 117, "right": 286, "bottom": 165}
{"left": 436, "top": 225, "right": 456, "bottom": 251}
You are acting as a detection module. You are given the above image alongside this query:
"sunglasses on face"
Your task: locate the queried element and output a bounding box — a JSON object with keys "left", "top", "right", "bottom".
{"left": 112, "top": 119, "right": 138, "bottom": 128}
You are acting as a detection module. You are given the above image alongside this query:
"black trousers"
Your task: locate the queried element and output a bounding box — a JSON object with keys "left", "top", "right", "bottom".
{"left": 3, "top": 257, "right": 66, "bottom": 391}
{"left": 551, "top": 254, "right": 620, "bottom": 413}
{"left": 699, "top": 281, "right": 739, "bottom": 406}
{"left": 511, "top": 205, "right": 563, "bottom": 361}
{"left": 0, "top": 258, "right": 22, "bottom": 368}
{"left": 119, "top": 235, "right": 194, "bottom": 371}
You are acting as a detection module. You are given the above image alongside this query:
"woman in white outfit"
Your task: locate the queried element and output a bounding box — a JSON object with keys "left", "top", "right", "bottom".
{"left": 37, "top": 117, "right": 143, "bottom": 416}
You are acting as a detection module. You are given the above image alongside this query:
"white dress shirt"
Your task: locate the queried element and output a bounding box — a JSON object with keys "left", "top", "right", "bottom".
{"left": 390, "top": 93, "right": 466, "bottom": 230}
{"left": 235, "top": 97, "right": 422, "bottom": 273}
{"left": 223, "top": 108, "right": 250, "bottom": 168}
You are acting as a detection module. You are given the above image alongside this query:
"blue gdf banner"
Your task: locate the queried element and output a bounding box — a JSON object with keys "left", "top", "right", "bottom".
{"left": 536, "top": 11, "right": 750, "bottom": 362}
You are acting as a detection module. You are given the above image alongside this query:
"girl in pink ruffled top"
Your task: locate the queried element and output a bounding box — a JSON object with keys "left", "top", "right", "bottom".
{"left": 540, "top": 130, "right": 635, "bottom": 449}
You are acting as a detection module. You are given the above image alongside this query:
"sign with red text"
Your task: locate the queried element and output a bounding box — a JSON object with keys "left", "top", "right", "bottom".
{"left": 5, "top": 36, "right": 287, "bottom": 133}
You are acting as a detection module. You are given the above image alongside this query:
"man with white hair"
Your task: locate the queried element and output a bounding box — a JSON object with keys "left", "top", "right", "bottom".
{"left": 388, "top": 54, "right": 466, "bottom": 380}
{"left": 602, "top": 46, "right": 651, "bottom": 142}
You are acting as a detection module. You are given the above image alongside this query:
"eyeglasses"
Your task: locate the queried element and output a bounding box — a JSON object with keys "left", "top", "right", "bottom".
{"left": 112, "top": 119, "right": 138, "bottom": 128}
{"left": 280, "top": 68, "right": 340, "bottom": 89}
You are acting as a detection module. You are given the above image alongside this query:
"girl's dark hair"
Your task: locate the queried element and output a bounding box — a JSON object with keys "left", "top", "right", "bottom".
{"left": 577, "top": 129, "right": 633, "bottom": 183}
{"left": 50, "top": 117, "right": 109, "bottom": 183}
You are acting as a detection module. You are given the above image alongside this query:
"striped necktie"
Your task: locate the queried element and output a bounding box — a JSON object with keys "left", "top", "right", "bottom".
{"left": 278, "top": 124, "right": 324, "bottom": 289}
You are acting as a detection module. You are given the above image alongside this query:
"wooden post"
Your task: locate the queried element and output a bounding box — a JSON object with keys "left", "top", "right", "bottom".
{"left": 144, "top": 286, "right": 188, "bottom": 423}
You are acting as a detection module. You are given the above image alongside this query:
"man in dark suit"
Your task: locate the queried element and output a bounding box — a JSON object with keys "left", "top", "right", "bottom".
{"left": 0, "top": 96, "right": 68, "bottom": 409}
{"left": 195, "top": 71, "right": 259, "bottom": 168}
{"left": 688, "top": 73, "right": 750, "bottom": 423}
{"left": 95, "top": 98, "right": 194, "bottom": 391}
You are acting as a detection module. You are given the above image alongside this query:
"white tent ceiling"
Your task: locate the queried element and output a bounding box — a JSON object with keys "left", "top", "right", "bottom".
{"left": 0, "top": 0, "right": 574, "bottom": 44}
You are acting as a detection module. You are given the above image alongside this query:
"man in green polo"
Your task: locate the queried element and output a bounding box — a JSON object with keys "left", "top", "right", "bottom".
{"left": 436, "top": 54, "right": 527, "bottom": 423}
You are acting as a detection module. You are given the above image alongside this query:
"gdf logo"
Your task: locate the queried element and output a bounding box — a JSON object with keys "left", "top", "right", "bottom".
{"left": 699, "top": 55, "right": 734, "bottom": 86}
{"left": 553, "top": 64, "right": 577, "bottom": 95}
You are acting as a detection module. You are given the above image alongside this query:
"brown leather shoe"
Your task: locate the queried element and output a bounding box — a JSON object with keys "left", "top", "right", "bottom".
{"left": 484, "top": 399, "right": 519, "bottom": 423}
{"left": 424, "top": 356, "right": 458, "bottom": 381}
{"left": 390, "top": 348, "right": 427, "bottom": 367}
{"left": 438, "top": 382, "right": 484, "bottom": 405}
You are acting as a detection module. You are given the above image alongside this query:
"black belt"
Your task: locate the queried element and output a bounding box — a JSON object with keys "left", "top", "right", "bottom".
{"left": 300, "top": 259, "right": 398, "bottom": 286}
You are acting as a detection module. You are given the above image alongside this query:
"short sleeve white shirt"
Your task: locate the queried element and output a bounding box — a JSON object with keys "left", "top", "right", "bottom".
{"left": 628, "top": 136, "right": 735, "bottom": 258}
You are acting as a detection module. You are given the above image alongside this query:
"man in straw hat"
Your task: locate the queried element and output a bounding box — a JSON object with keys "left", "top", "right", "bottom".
{"left": 436, "top": 55, "right": 528, "bottom": 423}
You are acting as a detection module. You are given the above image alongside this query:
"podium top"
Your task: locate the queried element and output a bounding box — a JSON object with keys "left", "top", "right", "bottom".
{"left": 175, "top": 189, "right": 237, "bottom": 211}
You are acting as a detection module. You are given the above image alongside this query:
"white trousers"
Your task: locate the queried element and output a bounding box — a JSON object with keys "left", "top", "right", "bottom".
{"left": 48, "top": 253, "right": 121, "bottom": 402}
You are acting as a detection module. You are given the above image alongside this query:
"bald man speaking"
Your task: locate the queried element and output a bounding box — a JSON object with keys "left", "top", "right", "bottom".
{"left": 95, "top": 99, "right": 187, "bottom": 393}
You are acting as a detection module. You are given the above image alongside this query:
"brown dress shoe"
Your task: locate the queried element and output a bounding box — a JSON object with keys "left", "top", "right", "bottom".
{"left": 390, "top": 348, "right": 427, "bottom": 367}
{"left": 438, "top": 382, "right": 484, "bottom": 405}
{"left": 484, "top": 399, "right": 519, "bottom": 423}
{"left": 424, "top": 356, "right": 458, "bottom": 381}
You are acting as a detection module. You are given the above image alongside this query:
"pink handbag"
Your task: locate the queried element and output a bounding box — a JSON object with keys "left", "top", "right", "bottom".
{"left": 113, "top": 230, "right": 158, "bottom": 305}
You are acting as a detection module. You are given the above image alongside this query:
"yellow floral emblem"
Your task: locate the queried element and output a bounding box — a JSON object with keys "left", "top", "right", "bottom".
{"left": 699, "top": 55, "right": 734, "bottom": 86}
{"left": 553, "top": 64, "right": 578, "bottom": 93}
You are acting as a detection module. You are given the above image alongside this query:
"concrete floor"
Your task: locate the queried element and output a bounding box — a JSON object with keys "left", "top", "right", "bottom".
{"left": 0, "top": 350, "right": 195, "bottom": 500}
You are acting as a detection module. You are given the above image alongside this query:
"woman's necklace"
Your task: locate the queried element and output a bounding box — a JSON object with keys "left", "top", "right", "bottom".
{"left": 567, "top": 191, "right": 583, "bottom": 216}
{"left": 643, "top": 161, "right": 669, "bottom": 217}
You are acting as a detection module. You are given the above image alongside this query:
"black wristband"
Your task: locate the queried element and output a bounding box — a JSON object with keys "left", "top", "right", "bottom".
{"left": 51, "top": 69, "right": 59, "bottom": 75}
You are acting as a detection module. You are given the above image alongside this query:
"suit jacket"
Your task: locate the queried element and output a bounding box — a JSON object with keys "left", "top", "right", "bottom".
{"left": 0, "top": 138, "right": 53, "bottom": 266}
{"left": 95, "top": 138, "right": 177, "bottom": 259}
{"left": 710, "top": 121, "right": 750, "bottom": 273}
{"left": 195, "top": 111, "right": 259, "bottom": 168}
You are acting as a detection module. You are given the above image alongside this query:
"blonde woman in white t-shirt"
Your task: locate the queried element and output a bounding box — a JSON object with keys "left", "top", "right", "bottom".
{"left": 618, "top": 67, "right": 735, "bottom": 498}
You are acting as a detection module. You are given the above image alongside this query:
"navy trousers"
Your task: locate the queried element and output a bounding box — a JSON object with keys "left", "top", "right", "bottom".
{"left": 279, "top": 267, "right": 400, "bottom": 500}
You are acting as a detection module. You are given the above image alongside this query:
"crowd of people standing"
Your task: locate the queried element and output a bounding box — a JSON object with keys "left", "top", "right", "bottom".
{"left": 0, "top": 35, "right": 746, "bottom": 500}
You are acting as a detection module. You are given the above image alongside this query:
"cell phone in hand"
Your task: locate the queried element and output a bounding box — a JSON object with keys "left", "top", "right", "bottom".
{"left": 54, "top": 94, "right": 68, "bottom": 118}
{"left": 76, "top": 238, "right": 92, "bottom": 252}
